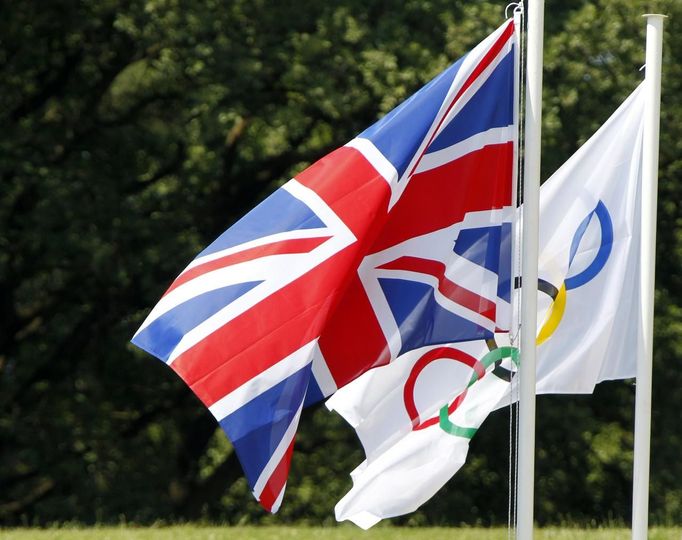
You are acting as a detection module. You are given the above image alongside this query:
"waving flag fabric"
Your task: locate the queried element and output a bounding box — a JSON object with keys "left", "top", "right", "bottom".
{"left": 328, "top": 84, "right": 645, "bottom": 528}
{"left": 530, "top": 85, "right": 644, "bottom": 394}
{"left": 330, "top": 339, "right": 514, "bottom": 529}
{"left": 132, "top": 19, "right": 517, "bottom": 513}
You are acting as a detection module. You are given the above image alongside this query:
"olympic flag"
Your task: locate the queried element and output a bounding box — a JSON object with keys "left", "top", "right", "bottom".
{"left": 328, "top": 83, "right": 646, "bottom": 528}
{"left": 531, "top": 84, "right": 645, "bottom": 394}
{"left": 132, "top": 20, "right": 518, "bottom": 512}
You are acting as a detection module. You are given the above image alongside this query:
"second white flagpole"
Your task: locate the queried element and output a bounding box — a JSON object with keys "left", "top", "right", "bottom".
{"left": 632, "top": 13, "right": 665, "bottom": 540}
{"left": 517, "top": 0, "right": 544, "bottom": 538}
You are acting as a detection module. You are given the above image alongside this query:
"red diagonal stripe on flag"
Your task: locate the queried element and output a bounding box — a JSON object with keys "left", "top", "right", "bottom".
{"left": 407, "top": 19, "right": 515, "bottom": 177}
{"left": 378, "top": 256, "right": 497, "bottom": 322}
{"left": 172, "top": 147, "right": 391, "bottom": 405}
{"left": 258, "top": 438, "right": 295, "bottom": 512}
{"left": 164, "top": 236, "right": 332, "bottom": 296}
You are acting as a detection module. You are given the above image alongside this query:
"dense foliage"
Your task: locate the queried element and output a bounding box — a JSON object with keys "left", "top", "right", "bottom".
{"left": 1, "top": 0, "right": 680, "bottom": 528}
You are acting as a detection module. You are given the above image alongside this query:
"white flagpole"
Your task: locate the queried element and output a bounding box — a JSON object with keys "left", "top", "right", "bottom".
{"left": 517, "top": 0, "right": 544, "bottom": 538}
{"left": 632, "top": 13, "right": 665, "bottom": 540}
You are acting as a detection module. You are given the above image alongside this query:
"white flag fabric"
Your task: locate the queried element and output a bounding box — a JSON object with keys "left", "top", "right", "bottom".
{"left": 532, "top": 86, "right": 645, "bottom": 394}
{"left": 328, "top": 83, "right": 645, "bottom": 528}
{"left": 333, "top": 346, "right": 510, "bottom": 530}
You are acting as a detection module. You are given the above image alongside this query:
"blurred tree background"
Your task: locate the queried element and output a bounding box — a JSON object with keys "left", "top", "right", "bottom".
{"left": 1, "top": 0, "right": 680, "bottom": 528}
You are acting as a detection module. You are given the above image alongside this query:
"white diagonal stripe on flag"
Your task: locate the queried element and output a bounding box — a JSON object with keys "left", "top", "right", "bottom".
{"left": 208, "top": 340, "right": 317, "bottom": 421}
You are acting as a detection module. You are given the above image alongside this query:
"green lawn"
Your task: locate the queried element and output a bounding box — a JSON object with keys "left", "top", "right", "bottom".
{"left": 1, "top": 527, "right": 681, "bottom": 540}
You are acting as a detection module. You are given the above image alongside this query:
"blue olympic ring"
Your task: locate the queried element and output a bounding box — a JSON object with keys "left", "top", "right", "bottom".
{"left": 565, "top": 200, "right": 613, "bottom": 290}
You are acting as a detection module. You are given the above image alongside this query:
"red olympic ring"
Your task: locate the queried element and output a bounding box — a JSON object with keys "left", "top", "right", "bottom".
{"left": 403, "top": 347, "right": 485, "bottom": 431}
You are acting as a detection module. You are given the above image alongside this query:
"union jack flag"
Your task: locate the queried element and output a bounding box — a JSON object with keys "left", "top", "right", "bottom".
{"left": 132, "top": 19, "right": 517, "bottom": 513}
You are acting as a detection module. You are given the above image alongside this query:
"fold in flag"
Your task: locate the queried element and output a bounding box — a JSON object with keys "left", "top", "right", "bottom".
{"left": 132, "top": 19, "right": 518, "bottom": 512}
{"left": 328, "top": 83, "right": 645, "bottom": 528}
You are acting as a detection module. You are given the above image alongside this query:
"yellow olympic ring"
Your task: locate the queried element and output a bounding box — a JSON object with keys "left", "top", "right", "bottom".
{"left": 535, "top": 200, "right": 613, "bottom": 346}
{"left": 536, "top": 282, "right": 566, "bottom": 346}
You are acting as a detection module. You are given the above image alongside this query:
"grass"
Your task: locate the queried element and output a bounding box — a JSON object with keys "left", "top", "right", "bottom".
{"left": 0, "top": 526, "right": 681, "bottom": 540}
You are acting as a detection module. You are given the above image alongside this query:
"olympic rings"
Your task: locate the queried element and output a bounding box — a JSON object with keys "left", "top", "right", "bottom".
{"left": 438, "top": 346, "right": 519, "bottom": 438}
{"left": 537, "top": 200, "right": 613, "bottom": 344}
{"left": 404, "top": 347, "right": 484, "bottom": 430}
{"left": 403, "top": 346, "right": 519, "bottom": 434}
{"left": 402, "top": 201, "right": 613, "bottom": 438}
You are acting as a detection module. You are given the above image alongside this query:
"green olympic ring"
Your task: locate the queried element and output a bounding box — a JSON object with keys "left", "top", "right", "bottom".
{"left": 439, "top": 346, "right": 519, "bottom": 438}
